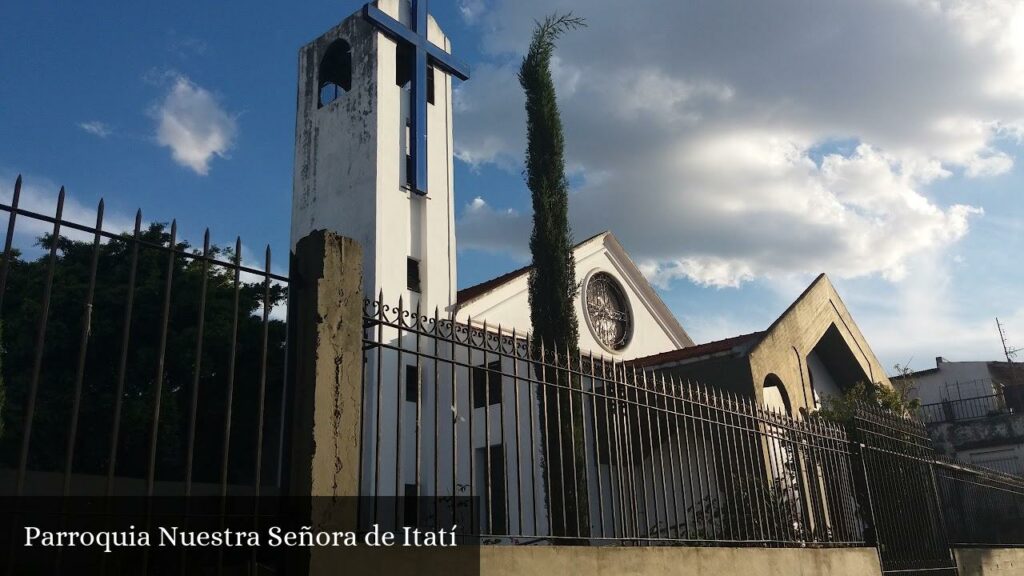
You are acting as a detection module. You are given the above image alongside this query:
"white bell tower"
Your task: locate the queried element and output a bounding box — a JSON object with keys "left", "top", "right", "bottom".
{"left": 290, "top": 0, "right": 463, "bottom": 314}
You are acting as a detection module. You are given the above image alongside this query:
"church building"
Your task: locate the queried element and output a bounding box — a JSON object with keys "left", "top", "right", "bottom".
{"left": 288, "top": 0, "right": 893, "bottom": 418}
{"left": 286, "top": 0, "right": 898, "bottom": 537}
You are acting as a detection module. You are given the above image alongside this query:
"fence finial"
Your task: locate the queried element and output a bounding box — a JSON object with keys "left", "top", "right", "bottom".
{"left": 10, "top": 175, "right": 22, "bottom": 210}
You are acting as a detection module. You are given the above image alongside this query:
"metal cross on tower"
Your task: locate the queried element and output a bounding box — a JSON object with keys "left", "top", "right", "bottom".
{"left": 363, "top": 0, "right": 470, "bottom": 196}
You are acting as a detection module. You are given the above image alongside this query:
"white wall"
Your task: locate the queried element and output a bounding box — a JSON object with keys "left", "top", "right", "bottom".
{"left": 959, "top": 445, "right": 1024, "bottom": 476}
{"left": 291, "top": 0, "right": 458, "bottom": 315}
{"left": 806, "top": 350, "right": 841, "bottom": 407}
{"left": 911, "top": 360, "right": 1000, "bottom": 405}
{"left": 457, "top": 236, "right": 682, "bottom": 362}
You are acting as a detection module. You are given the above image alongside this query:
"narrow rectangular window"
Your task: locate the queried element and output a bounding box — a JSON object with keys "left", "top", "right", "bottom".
{"left": 405, "top": 364, "right": 419, "bottom": 403}
{"left": 427, "top": 65, "right": 435, "bottom": 105}
{"left": 472, "top": 360, "right": 502, "bottom": 408}
{"left": 396, "top": 44, "right": 413, "bottom": 88}
{"left": 407, "top": 257, "right": 421, "bottom": 293}
{"left": 404, "top": 483, "right": 418, "bottom": 526}
{"left": 485, "top": 444, "right": 506, "bottom": 534}
{"left": 404, "top": 119, "right": 413, "bottom": 189}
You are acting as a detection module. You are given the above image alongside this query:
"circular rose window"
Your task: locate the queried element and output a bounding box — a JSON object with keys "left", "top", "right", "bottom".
{"left": 584, "top": 272, "right": 633, "bottom": 351}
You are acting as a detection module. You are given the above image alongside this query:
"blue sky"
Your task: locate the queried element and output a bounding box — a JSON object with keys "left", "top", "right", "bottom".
{"left": 2, "top": 0, "right": 1023, "bottom": 373}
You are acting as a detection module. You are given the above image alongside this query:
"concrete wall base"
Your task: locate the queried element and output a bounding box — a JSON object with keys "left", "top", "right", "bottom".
{"left": 479, "top": 546, "right": 882, "bottom": 576}
{"left": 955, "top": 548, "right": 1024, "bottom": 576}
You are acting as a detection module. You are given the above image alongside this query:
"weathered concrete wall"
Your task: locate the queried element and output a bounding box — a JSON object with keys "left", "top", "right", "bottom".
{"left": 287, "top": 230, "right": 364, "bottom": 501}
{"left": 748, "top": 274, "right": 891, "bottom": 414}
{"left": 291, "top": 0, "right": 459, "bottom": 314}
{"left": 956, "top": 548, "right": 1024, "bottom": 576}
{"left": 331, "top": 545, "right": 882, "bottom": 576}
{"left": 928, "top": 412, "right": 1024, "bottom": 454}
{"left": 286, "top": 231, "right": 364, "bottom": 575}
{"left": 477, "top": 546, "right": 882, "bottom": 576}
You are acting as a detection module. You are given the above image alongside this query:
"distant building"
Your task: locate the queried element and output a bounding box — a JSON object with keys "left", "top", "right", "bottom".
{"left": 897, "top": 358, "right": 1024, "bottom": 475}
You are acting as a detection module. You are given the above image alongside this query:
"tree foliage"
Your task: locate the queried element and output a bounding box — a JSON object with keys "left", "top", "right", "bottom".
{"left": 520, "top": 12, "right": 589, "bottom": 538}
{"left": 816, "top": 365, "right": 921, "bottom": 424}
{"left": 0, "top": 224, "right": 287, "bottom": 487}
{"left": 522, "top": 12, "right": 585, "bottom": 355}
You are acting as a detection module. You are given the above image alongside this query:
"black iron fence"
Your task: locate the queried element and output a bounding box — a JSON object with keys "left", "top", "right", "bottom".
{"left": 935, "top": 457, "right": 1024, "bottom": 547}
{"left": 3, "top": 175, "right": 1024, "bottom": 571}
{"left": 0, "top": 176, "right": 289, "bottom": 498}
{"left": 918, "top": 393, "right": 1011, "bottom": 424}
{"left": 359, "top": 291, "right": 1024, "bottom": 559}
{"left": 359, "top": 293, "right": 865, "bottom": 546}
{"left": 850, "top": 404, "right": 959, "bottom": 575}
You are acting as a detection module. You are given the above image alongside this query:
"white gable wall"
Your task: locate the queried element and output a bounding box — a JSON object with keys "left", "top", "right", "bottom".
{"left": 456, "top": 235, "right": 684, "bottom": 361}
{"left": 912, "top": 360, "right": 1001, "bottom": 405}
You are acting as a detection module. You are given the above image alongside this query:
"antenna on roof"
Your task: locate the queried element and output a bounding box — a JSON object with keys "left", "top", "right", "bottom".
{"left": 996, "top": 317, "right": 1020, "bottom": 386}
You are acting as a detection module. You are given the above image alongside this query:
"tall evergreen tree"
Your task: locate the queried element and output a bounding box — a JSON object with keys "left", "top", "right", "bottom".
{"left": 519, "top": 13, "right": 589, "bottom": 538}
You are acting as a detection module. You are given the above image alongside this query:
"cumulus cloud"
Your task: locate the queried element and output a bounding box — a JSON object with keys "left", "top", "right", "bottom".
{"left": 454, "top": 0, "right": 1024, "bottom": 288}
{"left": 152, "top": 75, "right": 237, "bottom": 176}
{"left": 78, "top": 121, "right": 112, "bottom": 138}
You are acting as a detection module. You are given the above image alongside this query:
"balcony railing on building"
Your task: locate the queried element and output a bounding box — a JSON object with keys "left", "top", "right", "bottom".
{"left": 918, "top": 392, "right": 1013, "bottom": 424}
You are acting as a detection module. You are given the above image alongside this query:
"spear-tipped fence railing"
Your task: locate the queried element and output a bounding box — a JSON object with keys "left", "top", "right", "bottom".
{"left": 4, "top": 175, "right": 1024, "bottom": 566}
{"left": 0, "top": 176, "right": 289, "bottom": 497}
{"left": 359, "top": 292, "right": 865, "bottom": 546}
{"left": 935, "top": 456, "right": 1024, "bottom": 547}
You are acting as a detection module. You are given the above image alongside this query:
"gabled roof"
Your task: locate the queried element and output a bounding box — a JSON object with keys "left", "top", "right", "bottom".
{"left": 630, "top": 331, "right": 764, "bottom": 368}
{"left": 630, "top": 273, "right": 887, "bottom": 382}
{"left": 456, "top": 231, "right": 607, "bottom": 306}
{"left": 628, "top": 278, "right": 841, "bottom": 371}
{"left": 455, "top": 231, "right": 694, "bottom": 348}
{"left": 456, "top": 263, "right": 532, "bottom": 305}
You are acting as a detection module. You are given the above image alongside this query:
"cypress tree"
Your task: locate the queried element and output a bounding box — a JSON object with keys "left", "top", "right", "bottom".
{"left": 519, "top": 13, "right": 589, "bottom": 538}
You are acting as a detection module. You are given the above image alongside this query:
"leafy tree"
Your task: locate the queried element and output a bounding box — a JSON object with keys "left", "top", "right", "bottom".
{"left": 520, "top": 12, "right": 589, "bottom": 538}
{"left": 813, "top": 367, "right": 925, "bottom": 546}
{"left": 816, "top": 367, "right": 921, "bottom": 425}
{"left": 0, "top": 224, "right": 287, "bottom": 489}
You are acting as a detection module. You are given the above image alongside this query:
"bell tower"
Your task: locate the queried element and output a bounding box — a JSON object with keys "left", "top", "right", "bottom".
{"left": 290, "top": 0, "right": 468, "bottom": 313}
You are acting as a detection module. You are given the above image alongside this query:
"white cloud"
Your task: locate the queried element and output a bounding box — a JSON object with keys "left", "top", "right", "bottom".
{"left": 152, "top": 75, "right": 237, "bottom": 176}
{"left": 457, "top": 197, "right": 531, "bottom": 260}
{"left": 458, "top": 0, "right": 487, "bottom": 24}
{"left": 0, "top": 172, "right": 139, "bottom": 247}
{"left": 964, "top": 149, "right": 1014, "bottom": 177}
{"left": 831, "top": 255, "right": 1024, "bottom": 369}
{"left": 454, "top": 0, "right": 1024, "bottom": 289}
{"left": 78, "top": 121, "right": 112, "bottom": 138}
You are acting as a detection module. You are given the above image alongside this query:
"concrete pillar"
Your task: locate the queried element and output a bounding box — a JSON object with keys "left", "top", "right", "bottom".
{"left": 284, "top": 230, "right": 364, "bottom": 573}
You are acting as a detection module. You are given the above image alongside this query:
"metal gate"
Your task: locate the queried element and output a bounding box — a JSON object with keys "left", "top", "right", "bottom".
{"left": 852, "top": 405, "right": 958, "bottom": 576}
